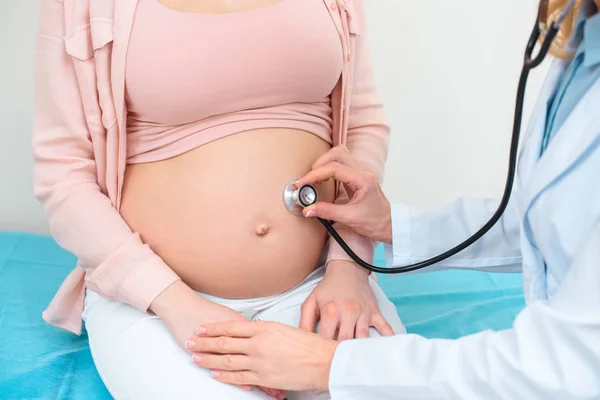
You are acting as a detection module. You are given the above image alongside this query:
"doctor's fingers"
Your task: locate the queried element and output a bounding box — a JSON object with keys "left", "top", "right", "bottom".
{"left": 297, "top": 162, "right": 365, "bottom": 191}
{"left": 186, "top": 336, "right": 251, "bottom": 355}
{"left": 196, "top": 320, "right": 265, "bottom": 338}
{"left": 302, "top": 202, "right": 357, "bottom": 225}
{"left": 192, "top": 353, "right": 252, "bottom": 371}
{"left": 312, "top": 145, "right": 364, "bottom": 171}
{"left": 210, "top": 370, "right": 262, "bottom": 387}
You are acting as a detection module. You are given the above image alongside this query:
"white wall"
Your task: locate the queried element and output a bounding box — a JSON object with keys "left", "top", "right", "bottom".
{"left": 0, "top": 0, "right": 548, "bottom": 233}
{"left": 0, "top": 1, "right": 45, "bottom": 232}
{"left": 366, "top": 1, "right": 549, "bottom": 208}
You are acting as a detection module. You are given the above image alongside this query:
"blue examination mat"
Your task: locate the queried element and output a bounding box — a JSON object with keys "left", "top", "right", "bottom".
{"left": 0, "top": 232, "right": 525, "bottom": 399}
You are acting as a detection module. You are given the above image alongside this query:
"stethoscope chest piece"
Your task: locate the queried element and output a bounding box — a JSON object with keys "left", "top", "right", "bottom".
{"left": 283, "top": 180, "right": 318, "bottom": 216}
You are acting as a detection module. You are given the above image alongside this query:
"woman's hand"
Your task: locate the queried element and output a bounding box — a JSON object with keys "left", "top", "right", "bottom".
{"left": 150, "top": 281, "right": 286, "bottom": 399}
{"left": 187, "top": 320, "right": 338, "bottom": 392}
{"left": 300, "top": 261, "right": 394, "bottom": 340}
{"left": 150, "top": 281, "right": 247, "bottom": 347}
{"left": 296, "top": 145, "right": 393, "bottom": 244}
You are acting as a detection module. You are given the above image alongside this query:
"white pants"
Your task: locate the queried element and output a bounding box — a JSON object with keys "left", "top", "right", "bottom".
{"left": 83, "top": 267, "right": 405, "bottom": 400}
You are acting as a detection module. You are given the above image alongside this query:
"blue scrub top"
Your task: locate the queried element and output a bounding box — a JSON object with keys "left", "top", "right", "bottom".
{"left": 541, "top": 10, "right": 600, "bottom": 155}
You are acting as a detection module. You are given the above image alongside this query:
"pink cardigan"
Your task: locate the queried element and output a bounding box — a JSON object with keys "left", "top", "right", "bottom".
{"left": 33, "top": 0, "right": 390, "bottom": 334}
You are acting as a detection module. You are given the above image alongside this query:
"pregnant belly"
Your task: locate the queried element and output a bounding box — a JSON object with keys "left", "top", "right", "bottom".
{"left": 120, "top": 129, "right": 335, "bottom": 298}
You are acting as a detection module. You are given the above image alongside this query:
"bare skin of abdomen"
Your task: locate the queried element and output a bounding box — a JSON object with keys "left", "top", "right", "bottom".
{"left": 120, "top": 129, "right": 335, "bottom": 298}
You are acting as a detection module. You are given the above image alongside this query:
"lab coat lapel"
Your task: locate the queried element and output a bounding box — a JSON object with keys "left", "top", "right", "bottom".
{"left": 523, "top": 76, "right": 600, "bottom": 214}
{"left": 517, "top": 60, "right": 568, "bottom": 194}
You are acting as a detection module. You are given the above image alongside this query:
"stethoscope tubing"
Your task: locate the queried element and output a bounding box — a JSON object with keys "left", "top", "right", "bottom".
{"left": 318, "top": 1, "right": 568, "bottom": 274}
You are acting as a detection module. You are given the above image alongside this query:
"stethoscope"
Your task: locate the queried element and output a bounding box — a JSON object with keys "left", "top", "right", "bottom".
{"left": 283, "top": 0, "right": 576, "bottom": 274}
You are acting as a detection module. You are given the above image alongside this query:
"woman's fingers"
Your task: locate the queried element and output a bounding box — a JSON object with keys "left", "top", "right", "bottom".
{"left": 185, "top": 336, "right": 250, "bottom": 355}
{"left": 370, "top": 314, "right": 395, "bottom": 337}
{"left": 297, "top": 162, "right": 363, "bottom": 192}
{"left": 337, "top": 311, "right": 360, "bottom": 342}
{"left": 192, "top": 353, "right": 251, "bottom": 371}
{"left": 318, "top": 303, "right": 340, "bottom": 339}
{"left": 354, "top": 315, "right": 371, "bottom": 339}
{"left": 299, "top": 297, "right": 319, "bottom": 333}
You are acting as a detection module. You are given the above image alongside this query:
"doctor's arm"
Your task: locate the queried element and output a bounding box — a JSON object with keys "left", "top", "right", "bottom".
{"left": 329, "top": 217, "right": 600, "bottom": 399}
{"left": 385, "top": 196, "right": 522, "bottom": 272}
{"left": 298, "top": 147, "right": 522, "bottom": 273}
{"left": 187, "top": 219, "right": 600, "bottom": 399}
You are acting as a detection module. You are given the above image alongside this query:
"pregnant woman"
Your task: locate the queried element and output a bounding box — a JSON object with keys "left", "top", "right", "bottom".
{"left": 33, "top": 0, "right": 404, "bottom": 398}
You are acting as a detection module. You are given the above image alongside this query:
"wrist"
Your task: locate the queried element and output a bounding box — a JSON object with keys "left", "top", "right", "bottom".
{"left": 149, "top": 280, "right": 198, "bottom": 318}
{"left": 318, "top": 339, "right": 339, "bottom": 391}
{"left": 326, "top": 260, "right": 370, "bottom": 279}
{"left": 380, "top": 199, "right": 393, "bottom": 244}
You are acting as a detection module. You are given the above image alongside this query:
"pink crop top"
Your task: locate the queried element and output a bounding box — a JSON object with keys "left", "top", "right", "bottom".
{"left": 125, "top": 0, "right": 344, "bottom": 164}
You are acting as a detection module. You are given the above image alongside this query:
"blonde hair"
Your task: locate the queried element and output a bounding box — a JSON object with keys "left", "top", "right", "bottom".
{"left": 545, "top": 0, "right": 583, "bottom": 59}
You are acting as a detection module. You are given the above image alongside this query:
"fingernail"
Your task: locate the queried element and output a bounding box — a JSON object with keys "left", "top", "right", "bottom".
{"left": 241, "top": 386, "right": 252, "bottom": 391}
{"left": 196, "top": 327, "right": 207, "bottom": 335}
{"left": 305, "top": 209, "right": 317, "bottom": 218}
{"left": 192, "top": 354, "right": 202, "bottom": 363}
{"left": 211, "top": 371, "right": 221, "bottom": 378}
{"left": 185, "top": 340, "right": 196, "bottom": 349}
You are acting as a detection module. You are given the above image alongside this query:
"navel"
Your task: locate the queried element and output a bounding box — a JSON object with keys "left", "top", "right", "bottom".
{"left": 255, "top": 224, "right": 271, "bottom": 237}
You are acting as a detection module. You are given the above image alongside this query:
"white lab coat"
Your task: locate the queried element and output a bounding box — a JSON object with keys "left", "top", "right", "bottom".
{"left": 328, "top": 56, "right": 600, "bottom": 399}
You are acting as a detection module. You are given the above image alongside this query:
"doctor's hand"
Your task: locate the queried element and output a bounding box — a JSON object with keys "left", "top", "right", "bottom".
{"left": 297, "top": 145, "right": 393, "bottom": 244}
{"left": 151, "top": 281, "right": 286, "bottom": 400}
{"left": 187, "top": 320, "right": 338, "bottom": 392}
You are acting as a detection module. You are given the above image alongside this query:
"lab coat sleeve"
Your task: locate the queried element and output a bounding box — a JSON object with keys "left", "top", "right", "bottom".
{"left": 330, "top": 218, "right": 600, "bottom": 400}
{"left": 384, "top": 195, "right": 522, "bottom": 272}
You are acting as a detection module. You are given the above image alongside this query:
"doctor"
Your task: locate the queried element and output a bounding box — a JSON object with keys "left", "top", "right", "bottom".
{"left": 184, "top": 0, "right": 600, "bottom": 398}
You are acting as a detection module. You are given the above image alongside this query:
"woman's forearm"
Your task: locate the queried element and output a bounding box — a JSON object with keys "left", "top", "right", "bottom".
{"left": 326, "top": 259, "right": 369, "bottom": 277}
{"left": 150, "top": 280, "right": 206, "bottom": 320}
{"left": 149, "top": 279, "right": 250, "bottom": 354}
{"left": 34, "top": 0, "right": 180, "bottom": 324}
